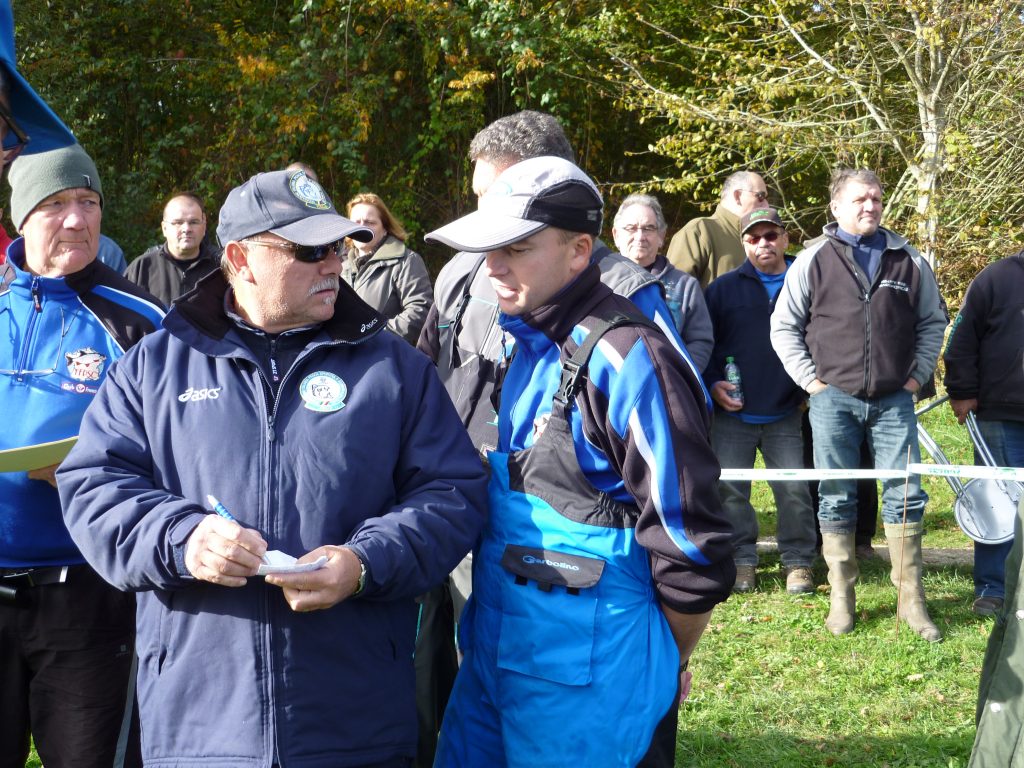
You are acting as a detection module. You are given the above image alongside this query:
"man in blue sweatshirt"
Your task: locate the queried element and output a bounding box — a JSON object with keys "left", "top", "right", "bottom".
{"left": 1, "top": 144, "right": 163, "bottom": 767}
{"left": 704, "top": 207, "right": 816, "bottom": 595}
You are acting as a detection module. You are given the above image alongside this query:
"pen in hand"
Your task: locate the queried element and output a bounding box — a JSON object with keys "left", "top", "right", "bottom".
{"left": 207, "top": 494, "right": 269, "bottom": 564}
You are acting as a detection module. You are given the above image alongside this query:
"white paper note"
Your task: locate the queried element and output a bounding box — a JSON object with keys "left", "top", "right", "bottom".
{"left": 257, "top": 551, "right": 328, "bottom": 576}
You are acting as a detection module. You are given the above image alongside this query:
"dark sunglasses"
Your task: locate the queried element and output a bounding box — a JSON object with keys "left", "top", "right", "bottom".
{"left": 0, "top": 100, "right": 29, "bottom": 167}
{"left": 743, "top": 231, "right": 781, "bottom": 244}
{"left": 242, "top": 238, "right": 341, "bottom": 263}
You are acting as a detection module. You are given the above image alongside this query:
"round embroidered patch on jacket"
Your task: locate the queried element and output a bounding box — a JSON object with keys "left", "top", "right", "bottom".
{"left": 299, "top": 371, "right": 347, "bottom": 412}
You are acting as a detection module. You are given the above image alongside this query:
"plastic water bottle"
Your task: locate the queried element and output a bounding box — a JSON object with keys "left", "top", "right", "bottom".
{"left": 724, "top": 356, "right": 744, "bottom": 406}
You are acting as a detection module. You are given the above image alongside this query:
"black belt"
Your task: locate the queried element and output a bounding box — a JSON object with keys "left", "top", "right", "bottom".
{"left": 0, "top": 565, "right": 72, "bottom": 588}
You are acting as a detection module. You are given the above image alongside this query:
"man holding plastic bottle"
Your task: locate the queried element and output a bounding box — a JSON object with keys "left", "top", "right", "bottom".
{"left": 704, "top": 207, "right": 816, "bottom": 595}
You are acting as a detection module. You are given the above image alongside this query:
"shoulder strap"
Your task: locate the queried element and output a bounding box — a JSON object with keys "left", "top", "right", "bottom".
{"left": 554, "top": 309, "right": 658, "bottom": 409}
{"left": 443, "top": 252, "right": 488, "bottom": 362}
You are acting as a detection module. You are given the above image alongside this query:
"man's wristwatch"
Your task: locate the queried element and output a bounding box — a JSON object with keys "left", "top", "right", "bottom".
{"left": 352, "top": 556, "right": 367, "bottom": 597}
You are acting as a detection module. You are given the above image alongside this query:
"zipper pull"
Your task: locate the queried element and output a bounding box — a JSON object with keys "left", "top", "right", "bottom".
{"left": 31, "top": 277, "right": 42, "bottom": 312}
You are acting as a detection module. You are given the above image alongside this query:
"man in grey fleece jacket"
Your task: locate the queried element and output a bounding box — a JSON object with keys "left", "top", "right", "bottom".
{"left": 769, "top": 168, "right": 947, "bottom": 642}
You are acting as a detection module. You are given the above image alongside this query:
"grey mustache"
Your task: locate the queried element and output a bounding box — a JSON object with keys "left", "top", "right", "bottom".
{"left": 308, "top": 278, "right": 340, "bottom": 296}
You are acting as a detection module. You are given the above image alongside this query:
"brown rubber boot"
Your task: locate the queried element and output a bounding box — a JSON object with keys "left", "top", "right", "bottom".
{"left": 821, "top": 533, "right": 858, "bottom": 635}
{"left": 884, "top": 522, "right": 942, "bottom": 643}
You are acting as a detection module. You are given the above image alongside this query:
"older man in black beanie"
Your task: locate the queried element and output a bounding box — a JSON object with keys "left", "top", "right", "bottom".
{"left": 0, "top": 143, "right": 163, "bottom": 768}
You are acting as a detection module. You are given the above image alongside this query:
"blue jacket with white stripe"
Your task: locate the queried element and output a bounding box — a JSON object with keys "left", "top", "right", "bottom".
{"left": 495, "top": 263, "right": 733, "bottom": 612}
{"left": 0, "top": 241, "right": 164, "bottom": 567}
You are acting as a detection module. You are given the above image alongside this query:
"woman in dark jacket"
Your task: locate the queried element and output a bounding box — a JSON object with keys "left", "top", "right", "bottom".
{"left": 344, "top": 193, "right": 432, "bottom": 344}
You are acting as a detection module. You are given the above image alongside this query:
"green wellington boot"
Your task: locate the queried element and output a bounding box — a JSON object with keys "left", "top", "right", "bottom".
{"left": 822, "top": 532, "right": 858, "bottom": 635}
{"left": 884, "top": 522, "right": 942, "bottom": 642}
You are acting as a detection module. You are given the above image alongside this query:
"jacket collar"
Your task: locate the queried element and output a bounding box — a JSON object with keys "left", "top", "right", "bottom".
{"left": 648, "top": 253, "right": 670, "bottom": 277}
{"left": 498, "top": 262, "right": 611, "bottom": 354}
{"left": 713, "top": 203, "right": 741, "bottom": 232}
{"left": 159, "top": 238, "right": 220, "bottom": 267}
{"left": 5, "top": 237, "right": 100, "bottom": 300}
{"left": 364, "top": 235, "right": 405, "bottom": 263}
{"left": 822, "top": 221, "right": 909, "bottom": 253}
{"left": 343, "top": 236, "right": 406, "bottom": 278}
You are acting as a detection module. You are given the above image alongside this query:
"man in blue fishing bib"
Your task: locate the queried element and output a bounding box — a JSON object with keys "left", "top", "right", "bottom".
{"left": 426, "top": 156, "right": 735, "bottom": 767}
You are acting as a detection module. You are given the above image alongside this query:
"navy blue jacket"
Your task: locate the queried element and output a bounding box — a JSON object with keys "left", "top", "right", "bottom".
{"left": 704, "top": 259, "right": 805, "bottom": 419}
{"left": 58, "top": 270, "right": 488, "bottom": 767}
{"left": 944, "top": 252, "right": 1024, "bottom": 423}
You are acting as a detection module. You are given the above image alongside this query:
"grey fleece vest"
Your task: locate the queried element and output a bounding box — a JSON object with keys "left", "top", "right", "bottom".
{"left": 805, "top": 235, "right": 921, "bottom": 398}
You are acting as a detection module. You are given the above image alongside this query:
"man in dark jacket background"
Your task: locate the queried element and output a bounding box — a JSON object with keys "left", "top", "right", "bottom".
{"left": 704, "top": 206, "right": 816, "bottom": 595}
{"left": 944, "top": 251, "right": 1024, "bottom": 616}
{"left": 125, "top": 191, "right": 220, "bottom": 306}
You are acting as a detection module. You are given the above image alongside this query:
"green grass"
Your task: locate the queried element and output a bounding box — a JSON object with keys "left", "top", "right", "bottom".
{"left": 697, "top": 397, "right": 986, "bottom": 766}
{"left": 680, "top": 552, "right": 985, "bottom": 766}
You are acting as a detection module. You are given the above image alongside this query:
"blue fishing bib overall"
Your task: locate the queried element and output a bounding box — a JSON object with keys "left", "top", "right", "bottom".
{"left": 436, "top": 314, "right": 680, "bottom": 768}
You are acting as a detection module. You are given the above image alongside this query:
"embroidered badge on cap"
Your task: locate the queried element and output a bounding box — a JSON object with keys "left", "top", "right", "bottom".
{"left": 65, "top": 348, "right": 106, "bottom": 381}
{"left": 299, "top": 371, "right": 347, "bottom": 412}
{"left": 288, "top": 171, "right": 331, "bottom": 211}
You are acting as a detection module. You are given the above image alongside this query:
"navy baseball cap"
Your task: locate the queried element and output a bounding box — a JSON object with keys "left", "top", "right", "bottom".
{"left": 425, "top": 156, "right": 603, "bottom": 252}
{"left": 740, "top": 207, "right": 785, "bottom": 235}
{"left": 216, "top": 170, "right": 373, "bottom": 247}
{"left": 0, "top": 4, "right": 76, "bottom": 155}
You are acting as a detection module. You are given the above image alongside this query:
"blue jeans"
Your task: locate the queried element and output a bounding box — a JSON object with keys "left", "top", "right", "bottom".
{"left": 809, "top": 386, "right": 927, "bottom": 534}
{"left": 973, "top": 419, "right": 1024, "bottom": 599}
{"left": 711, "top": 409, "right": 817, "bottom": 567}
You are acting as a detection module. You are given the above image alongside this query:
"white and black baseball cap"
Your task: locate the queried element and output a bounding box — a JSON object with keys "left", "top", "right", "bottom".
{"left": 217, "top": 169, "right": 373, "bottom": 247}
{"left": 426, "top": 156, "right": 603, "bottom": 252}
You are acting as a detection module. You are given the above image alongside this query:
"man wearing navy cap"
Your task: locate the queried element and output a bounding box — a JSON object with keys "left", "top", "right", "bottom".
{"left": 704, "top": 207, "right": 817, "bottom": 595}
{"left": 58, "top": 169, "right": 488, "bottom": 767}
{"left": 427, "top": 156, "right": 733, "bottom": 767}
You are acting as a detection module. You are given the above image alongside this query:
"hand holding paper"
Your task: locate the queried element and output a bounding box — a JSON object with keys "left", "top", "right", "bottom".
{"left": 265, "top": 545, "right": 362, "bottom": 612}
{"left": 204, "top": 495, "right": 328, "bottom": 577}
{"left": 0, "top": 436, "right": 77, "bottom": 473}
{"left": 257, "top": 550, "right": 328, "bottom": 575}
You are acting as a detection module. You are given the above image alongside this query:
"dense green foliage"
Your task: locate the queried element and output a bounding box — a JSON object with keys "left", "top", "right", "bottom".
{"left": 12, "top": 0, "right": 671, "bottom": 274}
{"left": 15, "top": 1, "right": 1022, "bottom": 301}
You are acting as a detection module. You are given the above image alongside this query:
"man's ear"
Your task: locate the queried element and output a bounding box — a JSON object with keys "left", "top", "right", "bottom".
{"left": 224, "top": 241, "right": 253, "bottom": 282}
{"left": 569, "top": 233, "right": 594, "bottom": 273}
